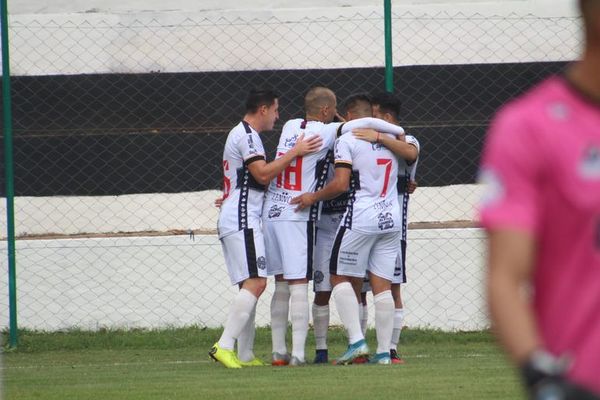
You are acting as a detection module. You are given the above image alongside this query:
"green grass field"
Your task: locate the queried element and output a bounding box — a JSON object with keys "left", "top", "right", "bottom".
{"left": 2, "top": 327, "right": 524, "bottom": 399}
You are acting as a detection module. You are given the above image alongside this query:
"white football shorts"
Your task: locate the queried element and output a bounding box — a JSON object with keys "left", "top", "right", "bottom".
{"left": 330, "top": 227, "right": 400, "bottom": 282}
{"left": 220, "top": 228, "right": 267, "bottom": 285}
{"left": 313, "top": 227, "right": 337, "bottom": 292}
{"left": 263, "top": 220, "right": 315, "bottom": 280}
{"left": 392, "top": 239, "right": 407, "bottom": 284}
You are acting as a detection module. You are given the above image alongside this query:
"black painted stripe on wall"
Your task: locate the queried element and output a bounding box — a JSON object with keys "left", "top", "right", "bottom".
{"left": 0, "top": 61, "right": 568, "bottom": 196}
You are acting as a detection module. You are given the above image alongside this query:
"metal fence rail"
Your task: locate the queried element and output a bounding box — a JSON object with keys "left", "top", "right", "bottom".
{"left": 0, "top": 10, "right": 580, "bottom": 332}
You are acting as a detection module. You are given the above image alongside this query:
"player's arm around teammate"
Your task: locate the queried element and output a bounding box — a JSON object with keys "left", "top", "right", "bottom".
{"left": 358, "top": 92, "right": 420, "bottom": 364}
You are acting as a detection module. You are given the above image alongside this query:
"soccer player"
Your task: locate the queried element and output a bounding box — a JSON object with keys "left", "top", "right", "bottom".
{"left": 353, "top": 92, "right": 420, "bottom": 364}
{"left": 311, "top": 94, "right": 371, "bottom": 364}
{"left": 264, "top": 87, "right": 340, "bottom": 366}
{"left": 292, "top": 93, "right": 404, "bottom": 365}
{"left": 311, "top": 93, "right": 404, "bottom": 363}
{"left": 480, "top": 0, "right": 600, "bottom": 397}
{"left": 210, "top": 89, "right": 322, "bottom": 368}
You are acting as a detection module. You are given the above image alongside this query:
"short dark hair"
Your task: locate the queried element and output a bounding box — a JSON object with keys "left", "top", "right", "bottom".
{"left": 371, "top": 92, "right": 402, "bottom": 120}
{"left": 245, "top": 89, "right": 279, "bottom": 113}
{"left": 343, "top": 93, "right": 372, "bottom": 115}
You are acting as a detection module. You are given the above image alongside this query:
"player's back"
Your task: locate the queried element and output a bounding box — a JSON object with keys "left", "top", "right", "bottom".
{"left": 263, "top": 118, "right": 340, "bottom": 222}
{"left": 335, "top": 132, "right": 401, "bottom": 234}
{"left": 218, "top": 121, "right": 266, "bottom": 238}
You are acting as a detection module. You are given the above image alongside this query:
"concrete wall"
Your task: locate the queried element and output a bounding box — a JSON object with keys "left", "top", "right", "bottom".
{"left": 0, "top": 228, "right": 487, "bottom": 331}
{"left": 0, "top": 185, "right": 482, "bottom": 237}
{"left": 9, "top": 1, "right": 580, "bottom": 76}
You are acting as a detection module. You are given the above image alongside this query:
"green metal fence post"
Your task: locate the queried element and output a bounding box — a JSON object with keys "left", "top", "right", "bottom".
{"left": 1, "top": 0, "right": 18, "bottom": 348}
{"left": 384, "top": 0, "right": 393, "bottom": 93}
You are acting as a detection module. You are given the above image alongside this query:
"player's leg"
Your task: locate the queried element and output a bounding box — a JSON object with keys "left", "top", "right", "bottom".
{"left": 237, "top": 300, "right": 266, "bottom": 366}
{"left": 270, "top": 276, "right": 290, "bottom": 365}
{"left": 359, "top": 278, "right": 370, "bottom": 337}
{"left": 312, "top": 227, "right": 335, "bottom": 363}
{"left": 390, "top": 239, "right": 407, "bottom": 364}
{"left": 264, "top": 220, "right": 290, "bottom": 365}
{"left": 282, "top": 221, "right": 315, "bottom": 366}
{"left": 289, "top": 278, "right": 309, "bottom": 366}
{"left": 330, "top": 227, "right": 372, "bottom": 364}
{"left": 367, "top": 231, "right": 400, "bottom": 365}
{"left": 211, "top": 229, "right": 267, "bottom": 368}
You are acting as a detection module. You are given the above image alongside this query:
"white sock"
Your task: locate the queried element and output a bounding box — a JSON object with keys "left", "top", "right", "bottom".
{"left": 391, "top": 308, "right": 405, "bottom": 351}
{"left": 237, "top": 304, "right": 257, "bottom": 362}
{"left": 332, "top": 282, "right": 363, "bottom": 344}
{"left": 270, "top": 281, "right": 290, "bottom": 354}
{"left": 312, "top": 303, "right": 330, "bottom": 350}
{"left": 360, "top": 304, "right": 368, "bottom": 337}
{"left": 374, "top": 290, "right": 394, "bottom": 355}
{"left": 289, "top": 283, "right": 309, "bottom": 361}
{"left": 218, "top": 289, "right": 258, "bottom": 350}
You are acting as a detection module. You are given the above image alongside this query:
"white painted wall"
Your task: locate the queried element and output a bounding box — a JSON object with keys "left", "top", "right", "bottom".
{"left": 0, "top": 228, "right": 487, "bottom": 331}
{"left": 10, "top": 0, "right": 578, "bottom": 17}
{"left": 0, "top": 185, "right": 482, "bottom": 237}
{"left": 7, "top": 1, "right": 581, "bottom": 75}
{"left": 0, "top": 186, "right": 488, "bottom": 331}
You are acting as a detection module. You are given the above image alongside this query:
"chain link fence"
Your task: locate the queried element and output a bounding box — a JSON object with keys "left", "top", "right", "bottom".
{"left": 0, "top": 10, "right": 581, "bottom": 331}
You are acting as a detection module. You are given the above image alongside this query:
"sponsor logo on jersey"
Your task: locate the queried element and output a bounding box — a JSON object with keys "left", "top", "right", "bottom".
{"left": 579, "top": 145, "right": 600, "bottom": 179}
{"left": 478, "top": 168, "right": 505, "bottom": 206}
{"left": 270, "top": 191, "right": 292, "bottom": 203}
{"left": 377, "top": 212, "right": 395, "bottom": 230}
{"left": 257, "top": 256, "right": 266, "bottom": 270}
{"left": 284, "top": 134, "right": 299, "bottom": 149}
{"left": 268, "top": 205, "right": 285, "bottom": 219}
{"left": 547, "top": 102, "right": 569, "bottom": 121}
{"left": 247, "top": 134, "right": 258, "bottom": 154}
{"left": 373, "top": 198, "right": 393, "bottom": 212}
{"left": 371, "top": 142, "right": 384, "bottom": 151}
{"left": 314, "top": 270, "right": 324, "bottom": 284}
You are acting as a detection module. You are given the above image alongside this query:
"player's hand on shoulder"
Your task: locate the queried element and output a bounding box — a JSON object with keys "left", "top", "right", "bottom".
{"left": 293, "top": 133, "right": 323, "bottom": 156}
{"left": 290, "top": 192, "right": 317, "bottom": 211}
{"left": 352, "top": 128, "right": 379, "bottom": 143}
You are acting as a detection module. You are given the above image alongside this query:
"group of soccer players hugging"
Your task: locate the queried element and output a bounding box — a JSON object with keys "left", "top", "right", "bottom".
{"left": 210, "top": 86, "right": 419, "bottom": 368}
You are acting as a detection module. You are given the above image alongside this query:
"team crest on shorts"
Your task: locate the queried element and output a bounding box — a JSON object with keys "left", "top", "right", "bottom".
{"left": 377, "top": 212, "right": 394, "bottom": 230}
{"left": 257, "top": 256, "right": 266, "bottom": 270}
{"left": 314, "top": 270, "right": 324, "bottom": 283}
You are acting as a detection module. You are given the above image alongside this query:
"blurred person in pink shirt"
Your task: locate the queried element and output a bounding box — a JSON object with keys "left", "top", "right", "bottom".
{"left": 479, "top": 1, "right": 600, "bottom": 399}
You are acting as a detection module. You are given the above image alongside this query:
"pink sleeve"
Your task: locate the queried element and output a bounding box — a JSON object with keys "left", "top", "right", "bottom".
{"left": 478, "top": 104, "right": 544, "bottom": 234}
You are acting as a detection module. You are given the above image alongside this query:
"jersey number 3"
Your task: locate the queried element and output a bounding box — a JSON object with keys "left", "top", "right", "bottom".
{"left": 276, "top": 153, "right": 303, "bottom": 191}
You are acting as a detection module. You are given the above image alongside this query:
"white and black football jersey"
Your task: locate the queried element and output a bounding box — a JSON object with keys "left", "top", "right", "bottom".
{"left": 334, "top": 131, "right": 401, "bottom": 234}
{"left": 218, "top": 121, "right": 267, "bottom": 238}
{"left": 262, "top": 119, "right": 341, "bottom": 222}
{"left": 315, "top": 156, "right": 349, "bottom": 232}
{"left": 316, "top": 117, "right": 405, "bottom": 232}
{"left": 397, "top": 134, "right": 420, "bottom": 240}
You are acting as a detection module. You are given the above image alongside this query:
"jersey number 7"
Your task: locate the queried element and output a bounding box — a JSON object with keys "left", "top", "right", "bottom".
{"left": 377, "top": 158, "right": 392, "bottom": 197}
